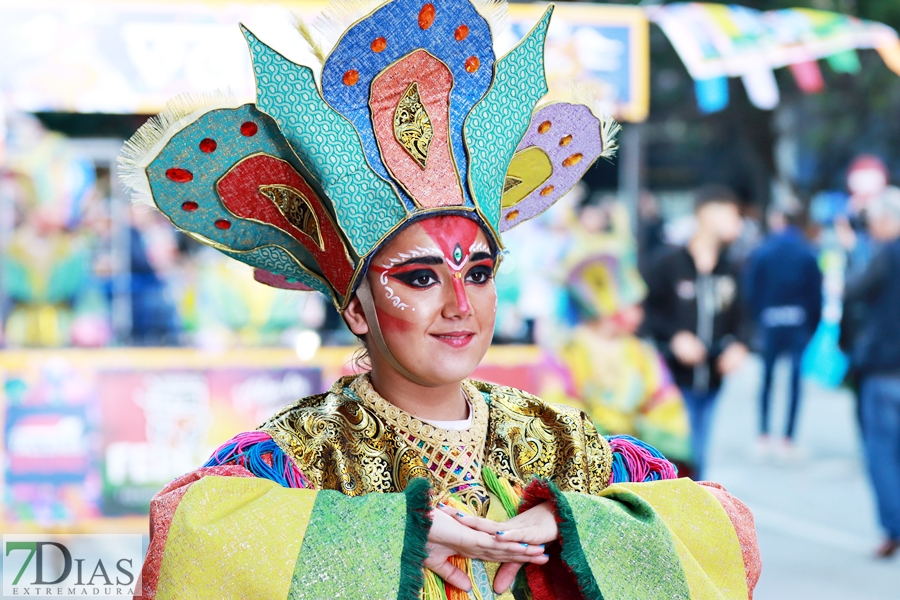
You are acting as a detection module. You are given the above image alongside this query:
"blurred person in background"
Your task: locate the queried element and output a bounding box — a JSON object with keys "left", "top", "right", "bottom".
{"left": 0, "top": 112, "right": 109, "bottom": 347}
{"left": 642, "top": 185, "right": 749, "bottom": 479}
{"left": 549, "top": 239, "right": 693, "bottom": 474}
{"left": 843, "top": 187, "right": 900, "bottom": 558}
{"left": 744, "top": 205, "right": 822, "bottom": 459}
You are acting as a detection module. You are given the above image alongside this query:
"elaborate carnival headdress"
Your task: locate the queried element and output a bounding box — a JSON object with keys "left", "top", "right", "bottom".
{"left": 120, "top": 0, "right": 618, "bottom": 311}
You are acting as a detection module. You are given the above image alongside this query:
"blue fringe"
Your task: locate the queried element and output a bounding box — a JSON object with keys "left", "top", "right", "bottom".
{"left": 203, "top": 437, "right": 295, "bottom": 488}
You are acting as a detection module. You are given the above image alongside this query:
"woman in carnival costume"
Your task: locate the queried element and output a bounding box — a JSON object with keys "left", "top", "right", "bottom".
{"left": 547, "top": 203, "right": 693, "bottom": 474}
{"left": 120, "top": 1, "right": 760, "bottom": 597}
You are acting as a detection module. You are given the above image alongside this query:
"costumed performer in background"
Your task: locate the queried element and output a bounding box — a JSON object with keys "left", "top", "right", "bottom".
{"left": 120, "top": 0, "right": 760, "bottom": 598}
{"left": 546, "top": 202, "right": 692, "bottom": 474}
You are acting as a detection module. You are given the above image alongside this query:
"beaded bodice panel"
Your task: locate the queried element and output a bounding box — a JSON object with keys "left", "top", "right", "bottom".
{"left": 260, "top": 374, "right": 613, "bottom": 516}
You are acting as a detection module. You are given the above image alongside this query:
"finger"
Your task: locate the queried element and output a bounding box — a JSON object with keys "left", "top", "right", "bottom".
{"left": 428, "top": 561, "right": 472, "bottom": 592}
{"left": 479, "top": 549, "right": 550, "bottom": 564}
{"left": 493, "top": 528, "right": 552, "bottom": 546}
{"left": 440, "top": 505, "right": 503, "bottom": 535}
{"left": 474, "top": 535, "right": 544, "bottom": 557}
{"left": 493, "top": 562, "right": 523, "bottom": 595}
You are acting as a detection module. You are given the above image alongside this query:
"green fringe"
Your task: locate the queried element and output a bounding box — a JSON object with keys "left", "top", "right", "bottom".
{"left": 399, "top": 477, "right": 434, "bottom": 600}
{"left": 544, "top": 480, "right": 605, "bottom": 600}
{"left": 482, "top": 466, "right": 517, "bottom": 518}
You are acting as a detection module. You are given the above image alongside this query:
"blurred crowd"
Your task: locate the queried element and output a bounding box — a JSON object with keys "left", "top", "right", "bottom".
{"left": 3, "top": 111, "right": 900, "bottom": 556}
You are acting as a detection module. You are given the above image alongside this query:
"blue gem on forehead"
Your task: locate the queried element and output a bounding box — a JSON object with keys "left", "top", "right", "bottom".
{"left": 452, "top": 244, "right": 464, "bottom": 264}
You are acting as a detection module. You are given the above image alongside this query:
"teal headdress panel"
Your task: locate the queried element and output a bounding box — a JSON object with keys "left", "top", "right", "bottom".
{"left": 120, "top": 0, "right": 618, "bottom": 310}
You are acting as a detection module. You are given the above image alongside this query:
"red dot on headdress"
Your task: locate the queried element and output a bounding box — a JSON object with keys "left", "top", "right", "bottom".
{"left": 240, "top": 122, "right": 258, "bottom": 137}
{"left": 214, "top": 219, "right": 232, "bottom": 230}
{"left": 181, "top": 201, "right": 199, "bottom": 212}
{"left": 371, "top": 37, "right": 387, "bottom": 52}
{"left": 166, "top": 168, "right": 193, "bottom": 183}
{"left": 419, "top": 3, "right": 435, "bottom": 29}
{"left": 343, "top": 69, "right": 360, "bottom": 86}
{"left": 455, "top": 25, "right": 469, "bottom": 41}
{"left": 465, "top": 56, "right": 480, "bottom": 73}
{"left": 199, "top": 138, "right": 217, "bottom": 153}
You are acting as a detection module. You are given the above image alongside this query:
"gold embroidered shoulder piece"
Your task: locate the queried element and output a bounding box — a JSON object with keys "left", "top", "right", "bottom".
{"left": 259, "top": 374, "right": 612, "bottom": 515}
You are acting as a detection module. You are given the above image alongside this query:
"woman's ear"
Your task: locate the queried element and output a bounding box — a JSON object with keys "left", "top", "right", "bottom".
{"left": 342, "top": 295, "right": 370, "bottom": 336}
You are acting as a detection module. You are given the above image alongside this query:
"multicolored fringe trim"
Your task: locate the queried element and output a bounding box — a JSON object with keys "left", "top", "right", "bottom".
{"left": 607, "top": 434, "right": 678, "bottom": 483}
{"left": 204, "top": 431, "right": 310, "bottom": 489}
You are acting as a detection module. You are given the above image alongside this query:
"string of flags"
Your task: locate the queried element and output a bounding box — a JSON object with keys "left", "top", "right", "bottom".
{"left": 648, "top": 2, "right": 900, "bottom": 112}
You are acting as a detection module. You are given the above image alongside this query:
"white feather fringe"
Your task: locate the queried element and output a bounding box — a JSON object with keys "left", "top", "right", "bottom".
{"left": 539, "top": 84, "right": 621, "bottom": 159}
{"left": 118, "top": 91, "right": 241, "bottom": 206}
{"left": 471, "top": 0, "right": 508, "bottom": 38}
{"left": 295, "top": 0, "right": 510, "bottom": 66}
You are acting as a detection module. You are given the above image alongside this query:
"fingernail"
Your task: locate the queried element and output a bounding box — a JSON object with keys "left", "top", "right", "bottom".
{"left": 456, "top": 512, "right": 465, "bottom": 518}
{"left": 495, "top": 531, "right": 505, "bottom": 535}
{"left": 542, "top": 553, "right": 549, "bottom": 558}
{"left": 520, "top": 542, "right": 529, "bottom": 547}
{"left": 540, "top": 544, "right": 545, "bottom": 548}
{"left": 438, "top": 502, "right": 445, "bottom": 507}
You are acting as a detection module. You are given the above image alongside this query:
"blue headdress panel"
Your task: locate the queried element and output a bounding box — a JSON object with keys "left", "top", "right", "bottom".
{"left": 320, "top": 0, "right": 495, "bottom": 210}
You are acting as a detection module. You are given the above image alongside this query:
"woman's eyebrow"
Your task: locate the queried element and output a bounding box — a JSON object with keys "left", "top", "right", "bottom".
{"left": 389, "top": 255, "right": 445, "bottom": 268}
{"left": 470, "top": 252, "right": 494, "bottom": 262}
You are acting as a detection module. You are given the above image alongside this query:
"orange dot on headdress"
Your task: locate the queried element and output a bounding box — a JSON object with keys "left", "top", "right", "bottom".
{"left": 455, "top": 24, "right": 469, "bottom": 41}
{"left": 506, "top": 210, "right": 520, "bottom": 221}
{"left": 537, "top": 121, "right": 551, "bottom": 134}
{"left": 559, "top": 135, "right": 573, "bottom": 147}
{"left": 419, "top": 3, "right": 435, "bottom": 29}
{"left": 166, "top": 168, "right": 193, "bottom": 183}
{"left": 465, "top": 56, "right": 480, "bottom": 73}
{"left": 215, "top": 219, "right": 232, "bottom": 230}
{"left": 343, "top": 69, "right": 359, "bottom": 86}
{"left": 540, "top": 185, "right": 555, "bottom": 196}
{"left": 371, "top": 37, "right": 387, "bottom": 52}
{"left": 563, "top": 153, "right": 584, "bottom": 167}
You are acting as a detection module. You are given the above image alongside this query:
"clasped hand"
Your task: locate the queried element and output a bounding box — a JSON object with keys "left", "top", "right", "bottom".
{"left": 424, "top": 501, "right": 558, "bottom": 594}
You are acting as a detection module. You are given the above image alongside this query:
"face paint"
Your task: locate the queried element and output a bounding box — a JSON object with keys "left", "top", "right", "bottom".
{"left": 418, "top": 216, "right": 481, "bottom": 312}
{"left": 361, "top": 217, "right": 498, "bottom": 387}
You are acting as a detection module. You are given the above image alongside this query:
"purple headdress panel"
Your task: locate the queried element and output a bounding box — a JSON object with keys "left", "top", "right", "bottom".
{"left": 500, "top": 102, "right": 616, "bottom": 232}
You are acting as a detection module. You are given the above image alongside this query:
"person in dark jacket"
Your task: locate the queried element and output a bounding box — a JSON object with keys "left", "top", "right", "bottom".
{"left": 844, "top": 188, "right": 900, "bottom": 558}
{"left": 745, "top": 208, "right": 822, "bottom": 456}
{"left": 642, "top": 185, "right": 749, "bottom": 478}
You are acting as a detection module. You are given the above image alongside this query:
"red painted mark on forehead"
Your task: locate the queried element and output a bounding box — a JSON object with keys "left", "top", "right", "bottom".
{"left": 418, "top": 216, "right": 481, "bottom": 266}
{"left": 418, "top": 216, "right": 484, "bottom": 313}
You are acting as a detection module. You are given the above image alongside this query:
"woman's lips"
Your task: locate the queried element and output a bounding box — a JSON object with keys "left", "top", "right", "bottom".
{"left": 431, "top": 331, "right": 475, "bottom": 348}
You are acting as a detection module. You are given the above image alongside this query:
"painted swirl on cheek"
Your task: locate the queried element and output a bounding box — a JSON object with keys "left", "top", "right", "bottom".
{"left": 418, "top": 216, "right": 481, "bottom": 313}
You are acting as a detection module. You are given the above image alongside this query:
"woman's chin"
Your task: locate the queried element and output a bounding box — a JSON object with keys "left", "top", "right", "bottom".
{"left": 399, "top": 341, "right": 487, "bottom": 385}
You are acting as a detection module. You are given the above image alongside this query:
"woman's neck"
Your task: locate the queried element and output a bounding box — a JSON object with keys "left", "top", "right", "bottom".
{"left": 368, "top": 362, "right": 469, "bottom": 421}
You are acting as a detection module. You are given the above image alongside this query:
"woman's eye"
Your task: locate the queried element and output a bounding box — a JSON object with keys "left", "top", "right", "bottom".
{"left": 466, "top": 265, "right": 493, "bottom": 285}
{"left": 393, "top": 269, "right": 439, "bottom": 288}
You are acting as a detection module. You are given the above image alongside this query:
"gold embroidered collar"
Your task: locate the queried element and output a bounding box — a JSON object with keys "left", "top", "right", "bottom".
{"left": 350, "top": 374, "right": 489, "bottom": 506}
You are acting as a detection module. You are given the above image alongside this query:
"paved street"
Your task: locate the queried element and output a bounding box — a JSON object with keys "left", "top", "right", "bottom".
{"left": 709, "top": 357, "right": 899, "bottom": 599}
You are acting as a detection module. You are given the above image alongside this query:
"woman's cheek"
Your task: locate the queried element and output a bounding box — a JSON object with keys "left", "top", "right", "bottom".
{"left": 375, "top": 305, "right": 415, "bottom": 333}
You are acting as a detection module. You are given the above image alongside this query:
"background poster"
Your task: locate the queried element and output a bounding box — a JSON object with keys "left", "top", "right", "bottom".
{"left": 98, "top": 367, "right": 321, "bottom": 515}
